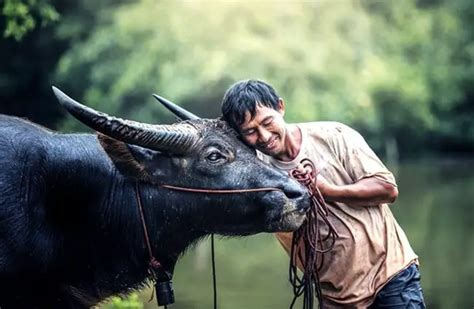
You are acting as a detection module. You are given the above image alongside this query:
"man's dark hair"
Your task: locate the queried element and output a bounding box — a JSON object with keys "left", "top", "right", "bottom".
{"left": 221, "top": 79, "right": 280, "bottom": 129}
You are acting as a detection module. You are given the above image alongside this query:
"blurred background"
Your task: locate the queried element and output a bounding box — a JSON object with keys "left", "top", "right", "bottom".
{"left": 0, "top": 0, "right": 472, "bottom": 308}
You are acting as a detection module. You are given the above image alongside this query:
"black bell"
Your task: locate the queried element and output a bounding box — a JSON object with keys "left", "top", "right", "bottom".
{"left": 156, "top": 280, "right": 175, "bottom": 306}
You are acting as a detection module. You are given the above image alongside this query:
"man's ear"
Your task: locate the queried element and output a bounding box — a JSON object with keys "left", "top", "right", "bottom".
{"left": 277, "top": 98, "right": 285, "bottom": 116}
{"left": 97, "top": 133, "right": 153, "bottom": 182}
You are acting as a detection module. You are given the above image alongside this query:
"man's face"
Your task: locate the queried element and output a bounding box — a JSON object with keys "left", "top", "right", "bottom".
{"left": 238, "top": 101, "right": 288, "bottom": 158}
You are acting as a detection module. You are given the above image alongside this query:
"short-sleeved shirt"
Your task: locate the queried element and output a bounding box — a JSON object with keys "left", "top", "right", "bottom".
{"left": 257, "top": 122, "right": 418, "bottom": 308}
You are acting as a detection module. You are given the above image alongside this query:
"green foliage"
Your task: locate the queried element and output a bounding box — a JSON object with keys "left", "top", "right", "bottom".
{"left": 1, "top": 0, "right": 471, "bottom": 154}
{"left": 362, "top": 0, "right": 474, "bottom": 153}
{"left": 103, "top": 293, "right": 143, "bottom": 309}
{"left": 53, "top": 1, "right": 379, "bottom": 132}
{"left": 1, "top": 0, "right": 58, "bottom": 40}
{"left": 52, "top": 0, "right": 473, "bottom": 156}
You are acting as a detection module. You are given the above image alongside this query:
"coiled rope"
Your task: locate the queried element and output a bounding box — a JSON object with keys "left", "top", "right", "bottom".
{"left": 288, "top": 158, "right": 339, "bottom": 309}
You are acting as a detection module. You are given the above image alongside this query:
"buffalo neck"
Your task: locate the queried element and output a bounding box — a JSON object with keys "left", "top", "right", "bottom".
{"left": 44, "top": 133, "right": 205, "bottom": 295}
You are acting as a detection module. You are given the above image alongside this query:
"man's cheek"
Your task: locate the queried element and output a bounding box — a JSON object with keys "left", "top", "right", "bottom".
{"left": 243, "top": 136, "right": 257, "bottom": 146}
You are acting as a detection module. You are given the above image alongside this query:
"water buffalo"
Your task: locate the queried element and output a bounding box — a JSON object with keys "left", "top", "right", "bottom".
{"left": 0, "top": 87, "right": 310, "bottom": 308}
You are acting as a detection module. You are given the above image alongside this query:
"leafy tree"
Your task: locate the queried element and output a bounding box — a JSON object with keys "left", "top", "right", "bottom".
{"left": 1, "top": 0, "right": 58, "bottom": 40}
{"left": 55, "top": 1, "right": 378, "bottom": 130}
{"left": 0, "top": 0, "right": 131, "bottom": 128}
{"left": 362, "top": 0, "right": 474, "bottom": 156}
{"left": 1, "top": 0, "right": 472, "bottom": 155}
{"left": 55, "top": 0, "right": 473, "bottom": 157}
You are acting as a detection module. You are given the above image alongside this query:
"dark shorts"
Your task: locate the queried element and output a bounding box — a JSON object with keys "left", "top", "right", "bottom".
{"left": 369, "top": 263, "right": 426, "bottom": 309}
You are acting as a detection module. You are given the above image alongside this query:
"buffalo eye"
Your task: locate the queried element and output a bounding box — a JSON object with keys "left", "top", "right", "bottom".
{"left": 206, "top": 151, "right": 225, "bottom": 163}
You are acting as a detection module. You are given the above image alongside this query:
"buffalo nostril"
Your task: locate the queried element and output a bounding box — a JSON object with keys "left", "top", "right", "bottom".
{"left": 282, "top": 179, "right": 308, "bottom": 199}
{"left": 282, "top": 180, "right": 306, "bottom": 199}
{"left": 283, "top": 182, "right": 307, "bottom": 199}
{"left": 283, "top": 188, "right": 303, "bottom": 199}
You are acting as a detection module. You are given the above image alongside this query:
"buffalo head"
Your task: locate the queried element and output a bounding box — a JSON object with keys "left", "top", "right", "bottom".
{"left": 52, "top": 87, "right": 310, "bottom": 235}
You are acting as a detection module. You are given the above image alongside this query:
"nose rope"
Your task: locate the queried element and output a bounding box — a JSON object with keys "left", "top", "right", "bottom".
{"left": 288, "top": 158, "right": 339, "bottom": 309}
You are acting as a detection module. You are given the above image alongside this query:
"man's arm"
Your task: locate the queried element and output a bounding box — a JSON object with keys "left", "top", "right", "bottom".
{"left": 316, "top": 175, "right": 398, "bottom": 207}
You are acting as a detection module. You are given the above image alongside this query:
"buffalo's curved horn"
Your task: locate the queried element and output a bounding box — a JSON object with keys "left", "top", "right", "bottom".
{"left": 152, "top": 93, "right": 201, "bottom": 120}
{"left": 52, "top": 86, "right": 198, "bottom": 154}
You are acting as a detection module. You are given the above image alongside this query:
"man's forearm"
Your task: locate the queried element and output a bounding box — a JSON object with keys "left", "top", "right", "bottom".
{"left": 318, "top": 177, "right": 398, "bottom": 207}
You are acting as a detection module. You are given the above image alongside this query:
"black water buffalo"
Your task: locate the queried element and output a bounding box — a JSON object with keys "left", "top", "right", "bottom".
{"left": 0, "top": 87, "right": 310, "bottom": 308}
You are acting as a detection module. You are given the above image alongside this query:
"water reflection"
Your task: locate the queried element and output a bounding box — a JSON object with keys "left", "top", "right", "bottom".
{"left": 134, "top": 159, "right": 473, "bottom": 309}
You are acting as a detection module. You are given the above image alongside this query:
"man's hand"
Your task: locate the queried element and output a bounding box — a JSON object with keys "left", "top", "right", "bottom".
{"left": 314, "top": 174, "right": 333, "bottom": 197}
{"left": 315, "top": 175, "right": 398, "bottom": 207}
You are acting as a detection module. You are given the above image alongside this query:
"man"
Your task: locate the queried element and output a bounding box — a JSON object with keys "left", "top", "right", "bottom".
{"left": 221, "top": 80, "right": 425, "bottom": 308}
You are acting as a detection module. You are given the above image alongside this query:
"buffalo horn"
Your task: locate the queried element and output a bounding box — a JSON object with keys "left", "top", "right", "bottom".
{"left": 152, "top": 94, "right": 201, "bottom": 120}
{"left": 52, "top": 86, "right": 198, "bottom": 154}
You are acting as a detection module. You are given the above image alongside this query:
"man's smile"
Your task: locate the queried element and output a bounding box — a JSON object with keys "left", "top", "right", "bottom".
{"left": 260, "top": 135, "right": 278, "bottom": 151}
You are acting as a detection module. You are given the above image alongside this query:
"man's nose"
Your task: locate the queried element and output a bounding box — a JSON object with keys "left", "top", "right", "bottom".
{"left": 258, "top": 127, "right": 271, "bottom": 143}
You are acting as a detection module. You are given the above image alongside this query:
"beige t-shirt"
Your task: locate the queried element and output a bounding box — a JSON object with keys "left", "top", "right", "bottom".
{"left": 258, "top": 122, "right": 418, "bottom": 308}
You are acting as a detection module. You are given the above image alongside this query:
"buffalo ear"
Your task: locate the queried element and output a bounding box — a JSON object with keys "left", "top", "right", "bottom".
{"left": 97, "top": 133, "right": 152, "bottom": 182}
